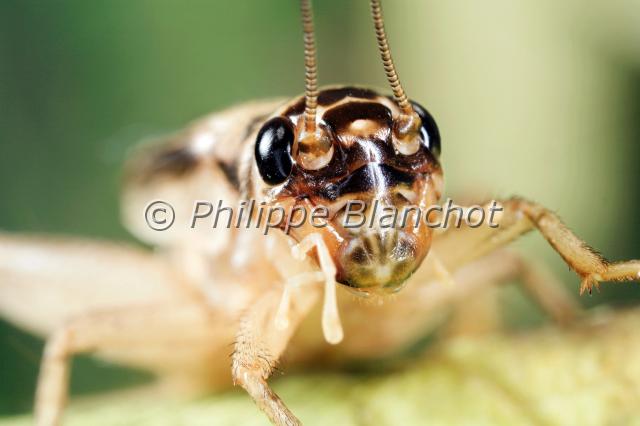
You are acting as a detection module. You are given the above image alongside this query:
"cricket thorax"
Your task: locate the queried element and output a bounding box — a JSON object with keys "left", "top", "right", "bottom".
{"left": 254, "top": 86, "right": 443, "bottom": 294}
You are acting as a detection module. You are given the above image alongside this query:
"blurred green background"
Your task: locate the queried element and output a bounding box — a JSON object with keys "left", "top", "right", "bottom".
{"left": 1, "top": 0, "right": 639, "bottom": 417}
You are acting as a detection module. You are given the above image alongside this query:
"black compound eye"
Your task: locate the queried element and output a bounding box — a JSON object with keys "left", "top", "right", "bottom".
{"left": 411, "top": 101, "right": 441, "bottom": 157}
{"left": 255, "top": 117, "right": 295, "bottom": 185}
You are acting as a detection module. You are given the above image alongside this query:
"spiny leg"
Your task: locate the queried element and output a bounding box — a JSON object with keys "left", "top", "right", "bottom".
{"left": 427, "top": 197, "right": 640, "bottom": 295}
{"left": 232, "top": 286, "right": 320, "bottom": 426}
{"left": 505, "top": 198, "right": 640, "bottom": 294}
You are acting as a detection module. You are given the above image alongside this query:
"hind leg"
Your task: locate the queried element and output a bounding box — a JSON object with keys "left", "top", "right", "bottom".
{"left": 35, "top": 301, "right": 225, "bottom": 426}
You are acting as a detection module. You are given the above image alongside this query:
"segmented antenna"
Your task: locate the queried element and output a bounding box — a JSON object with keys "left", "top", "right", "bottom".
{"left": 370, "top": 0, "right": 413, "bottom": 116}
{"left": 300, "top": 0, "right": 318, "bottom": 133}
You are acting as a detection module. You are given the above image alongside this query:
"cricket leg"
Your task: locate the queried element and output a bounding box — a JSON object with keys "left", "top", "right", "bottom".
{"left": 34, "top": 302, "right": 216, "bottom": 426}
{"left": 34, "top": 302, "right": 233, "bottom": 426}
{"left": 445, "top": 250, "right": 581, "bottom": 335}
{"left": 446, "top": 287, "right": 501, "bottom": 335}
{"left": 0, "top": 234, "right": 187, "bottom": 335}
{"left": 35, "top": 328, "right": 71, "bottom": 426}
{"left": 349, "top": 249, "right": 578, "bottom": 354}
{"left": 232, "top": 286, "right": 320, "bottom": 426}
{"left": 427, "top": 197, "right": 640, "bottom": 295}
{"left": 514, "top": 253, "right": 582, "bottom": 323}
{"left": 503, "top": 198, "right": 640, "bottom": 294}
{"left": 0, "top": 234, "right": 237, "bottom": 424}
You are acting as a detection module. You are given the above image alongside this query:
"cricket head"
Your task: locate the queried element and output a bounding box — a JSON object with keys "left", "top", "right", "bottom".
{"left": 254, "top": 86, "right": 443, "bottom": 295}
{"left": 253, "top": 0, "right": 443, "bottom": 297}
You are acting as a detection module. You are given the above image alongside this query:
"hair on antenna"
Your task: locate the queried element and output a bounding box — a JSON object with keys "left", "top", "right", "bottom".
{"left": 369, "top": 0, "right": 421, "bottom": 140}
{"left": 300, "top": 0, "right": 318, "bottom": 134}
{"left": 296, "top": 0, "right": 333, "bottom": 170}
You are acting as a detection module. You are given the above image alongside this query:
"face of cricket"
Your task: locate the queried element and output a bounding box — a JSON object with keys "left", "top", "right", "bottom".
{"left": 254, "top": 86, "right": 442, "bottom": 295}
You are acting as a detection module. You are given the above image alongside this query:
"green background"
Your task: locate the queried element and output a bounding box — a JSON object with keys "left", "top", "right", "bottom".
{"left": 1, "top": 0, "right": 639, "bottom": 417}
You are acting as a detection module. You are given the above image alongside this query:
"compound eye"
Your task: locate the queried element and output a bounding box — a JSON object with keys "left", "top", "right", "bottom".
{"left": 255, "top": 117, "right": 295, "bottom": 185}
{"left": 411, "top": 101, "right": 441, "bottom": 157}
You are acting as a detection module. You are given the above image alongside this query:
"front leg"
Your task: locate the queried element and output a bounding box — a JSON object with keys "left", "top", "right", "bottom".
{"left": 447, "top": 197, "right": 640, "bottom": 295}
{"left": 232, "top": 285, "right": 320, "bottom": 426}
{"left": 505, "top": 198, "right": 640, "bottom": 294}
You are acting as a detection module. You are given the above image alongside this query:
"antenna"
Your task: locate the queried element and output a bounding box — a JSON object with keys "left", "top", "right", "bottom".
{"left": 300, "top": 0, "right": 318, "bottom": 134}
{"left": 297, "top": 0, "right": 332, "bottom": 170}
{"left": 369, "top": 0, "right": 420, "bottom": 140}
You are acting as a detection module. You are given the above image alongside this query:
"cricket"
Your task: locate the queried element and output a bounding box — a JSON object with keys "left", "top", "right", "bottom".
{"left": 1, "top": 1, "right": 639, "bottom": 425}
